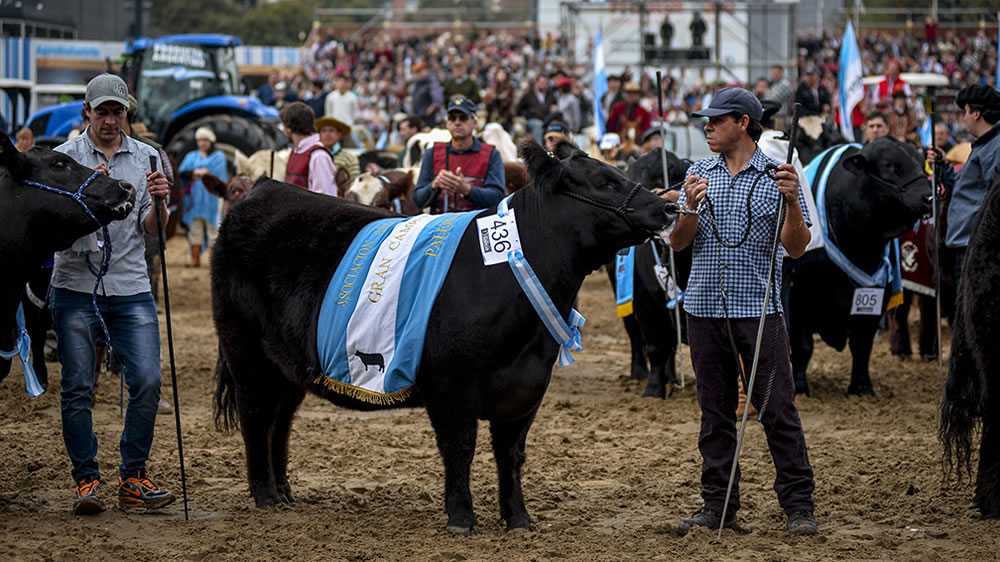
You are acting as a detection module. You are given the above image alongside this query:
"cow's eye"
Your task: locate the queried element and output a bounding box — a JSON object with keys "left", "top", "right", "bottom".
{"left": 53, "top": 161, "right": 66, "bottom": 169}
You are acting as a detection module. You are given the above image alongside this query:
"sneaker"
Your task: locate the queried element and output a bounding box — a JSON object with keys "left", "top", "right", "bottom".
{"left": 73, "top": 477, "right": 106, "bottom": 515}
{"left": 118, "top": 470, "right": 176, "bottom": 510}
{"left": 787, "top": 511, "right": 819, "bottom": 535}
{"left": 677, "top": 506, "right": 737, "bottom": 536}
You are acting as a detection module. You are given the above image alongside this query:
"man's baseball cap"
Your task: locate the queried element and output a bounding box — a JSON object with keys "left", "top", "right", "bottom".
{"left": 86, "top": 73, "right": 129, "bottom": 108}
{"left": 691, "top": 87, "right": 763, "bottom": 121}
{"left": 545, "top": 121, "right": 570, "bottom": 135}
{"left": 446, "top": 97, "right": 478, "bottom": 117}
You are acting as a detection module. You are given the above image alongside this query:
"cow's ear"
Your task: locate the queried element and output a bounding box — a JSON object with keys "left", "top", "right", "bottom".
{"left": 520, "top": 138, "right": 567, "bottom": 191}
{"left": 0, "top": 130, "right": 21, "bottom": 171}
{"left": 841, "top": 153, "right": 869, "bottom": 176}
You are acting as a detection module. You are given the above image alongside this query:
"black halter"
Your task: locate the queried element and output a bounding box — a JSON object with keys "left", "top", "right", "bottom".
{"left": 561, "top": 181, "right": 646, "bottom": 230}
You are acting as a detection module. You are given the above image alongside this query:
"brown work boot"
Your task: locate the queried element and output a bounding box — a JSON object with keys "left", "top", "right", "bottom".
{"left": 186, "top": 244, "right": 201, "bottom": 268}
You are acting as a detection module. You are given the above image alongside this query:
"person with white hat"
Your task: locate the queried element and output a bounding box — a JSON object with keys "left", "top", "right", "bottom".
{"left": 177, "top": 125, "right": 228, "bottom": 267}
{"left": 51, "top": 73, "right": 175, "bottom": 515}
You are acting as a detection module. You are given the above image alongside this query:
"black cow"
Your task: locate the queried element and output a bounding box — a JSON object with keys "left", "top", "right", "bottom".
{"left": 787, "top": 137, "right": 932, "bottom": 396}
{"left": 940, "top": 172, "right": 1000, "bottom": 520}
{"left": 1, "top": 133, "right": 136, "bottom": 384}
{"left": 212, "top": 140, "right": 677, "bottom": 535}
{"left": 605, "top": 149, "right": 692, "bottom": 397}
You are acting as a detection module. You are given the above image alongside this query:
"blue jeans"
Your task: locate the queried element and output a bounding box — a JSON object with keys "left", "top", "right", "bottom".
{"left": 51, "top": 289, "right": 161, "bottom": 482}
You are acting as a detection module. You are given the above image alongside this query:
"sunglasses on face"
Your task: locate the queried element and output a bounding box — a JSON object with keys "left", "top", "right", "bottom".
{"left": 447, "top": 113, "right": 470, "bottom": 122}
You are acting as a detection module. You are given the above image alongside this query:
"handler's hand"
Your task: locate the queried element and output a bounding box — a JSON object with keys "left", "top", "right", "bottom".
{"left": 683, "top": 173, "right": 708, "bottom": 211}
{"left": 92, "top": 163, "right": 110, "bottom": 176}
{"left": 774, "top": 164, "right": 800, "bottom": 204}
{"left": 146, "top": 170, "right": 169, "bottom": 199}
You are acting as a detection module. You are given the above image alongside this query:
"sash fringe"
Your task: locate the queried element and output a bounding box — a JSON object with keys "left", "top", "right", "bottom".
{"left": 312, "top": 375, "right": 414, "bottom": 406}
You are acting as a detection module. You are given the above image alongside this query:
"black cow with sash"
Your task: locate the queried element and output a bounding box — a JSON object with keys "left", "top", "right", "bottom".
{"left": 212, "top": 139, "right": 678, "bottom": 535}
{"left": 787, "top": 137, "right": 931, "bottom": 396}
{"left": 1, "top": 133, "right": 136, "bottom": 391}
{"left": 941, "top": 172, "right": 1000, "bottom": 520}
{"left": 606, "top": 148, "right": 693, "bottom": 397}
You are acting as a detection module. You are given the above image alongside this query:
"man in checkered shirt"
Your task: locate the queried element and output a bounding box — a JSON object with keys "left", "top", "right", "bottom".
{"left": 669, "top": 88, "right": 818, "bottom": 537}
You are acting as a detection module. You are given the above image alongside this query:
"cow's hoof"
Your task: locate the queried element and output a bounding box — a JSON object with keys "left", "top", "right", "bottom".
{"left": 847, "top": 386, "right": 876, "bottom": 397}
{"left": 446, "top": 524, "right": 480, "bottom": 537}
{"left": 630, "top": 366, "right": 649, "bottom": 381}
{"left": 641, "top": 385, "right": 666, "bottom": 399}
{"left": 253, "top": 495, "right": 285, "bottom": 507}
{"left": 794, "top": 380, "right": 810, "bottom": 396}
{"left": 505, "top": 514, "right": 533, "bottom": 531}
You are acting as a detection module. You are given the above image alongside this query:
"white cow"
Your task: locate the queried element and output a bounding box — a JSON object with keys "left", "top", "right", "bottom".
{"left": 234, "top": 148, "right": 291, "bottom": 182}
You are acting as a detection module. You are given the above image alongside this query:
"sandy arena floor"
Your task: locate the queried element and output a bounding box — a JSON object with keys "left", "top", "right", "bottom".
{"left": 1, "top": 236, "right": 997, "bottom": 561}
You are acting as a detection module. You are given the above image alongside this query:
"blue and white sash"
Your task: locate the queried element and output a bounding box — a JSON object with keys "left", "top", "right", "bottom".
{"left": 615, "top": 246, "right": 635, "bottom": 318}
{"left": 805, "top": 143, "right": 895, "bottom": 289}
{"left": 498, "top": 195, "right": 586, "bottom": 367}
{"left": 315, "top": 212, "right": 478, "bottom": 405}
{"left": 0, "top": 304, "right": 45, "bottom": 397}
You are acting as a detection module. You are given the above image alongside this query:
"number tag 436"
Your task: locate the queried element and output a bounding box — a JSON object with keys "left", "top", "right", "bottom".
{"left": 850, "top": 288, "right": 884, "bottom": 315}
{"left": 477, "top": 209, "right": 523, "bottom": 266}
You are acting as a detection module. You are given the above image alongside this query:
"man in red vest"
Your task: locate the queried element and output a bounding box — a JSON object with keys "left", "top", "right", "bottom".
{"left": 280, "top": 101, "right": 337, "bottom": 196}
{"left": 413, "top": 97, "right": 505, "bottom": 213}
{"left": 867, "top": 58, "right": 911, "bottom": 111}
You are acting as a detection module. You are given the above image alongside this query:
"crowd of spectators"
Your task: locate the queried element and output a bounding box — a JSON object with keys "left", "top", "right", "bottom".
{"left": 252, "top": 19, "right": 998, "bottom": 155}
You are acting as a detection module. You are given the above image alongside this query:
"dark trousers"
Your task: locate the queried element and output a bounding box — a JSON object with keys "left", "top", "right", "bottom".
{"left": 687, "top": 313, "right": 815, "bottom": 516}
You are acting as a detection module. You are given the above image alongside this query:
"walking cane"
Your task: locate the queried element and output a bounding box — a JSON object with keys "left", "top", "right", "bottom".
{"left": 928, "top": 87, "right": 943, "bottom": 372}
{"left": 655, "top": 70, "right": 684, "bottom": 388}
{"left": 718, "top": 104, "right": 802, "bottom": 538}
{"left": 150, "top": 155, "right": 190, "bottom": 520}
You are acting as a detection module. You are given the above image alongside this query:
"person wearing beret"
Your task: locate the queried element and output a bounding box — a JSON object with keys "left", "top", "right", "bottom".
{"left": 934, "top": 84, "right": 1000, "bottom": 287}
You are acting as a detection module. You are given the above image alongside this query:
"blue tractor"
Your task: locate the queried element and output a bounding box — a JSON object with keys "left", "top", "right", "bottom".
{"left": 26, "top": 34, "right": 284, "bottom": 162}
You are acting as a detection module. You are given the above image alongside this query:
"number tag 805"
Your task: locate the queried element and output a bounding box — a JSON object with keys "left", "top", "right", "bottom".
{"left": 477, "top": 209, "right": 523, "bottom": 266}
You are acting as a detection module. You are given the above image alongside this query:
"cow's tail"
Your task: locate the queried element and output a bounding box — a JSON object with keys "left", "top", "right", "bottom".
{"left": 214, "top": 350, "right": 240, "bottom": 432}
{"left": 939, "top": 309, "right": 982, "bottom": 481}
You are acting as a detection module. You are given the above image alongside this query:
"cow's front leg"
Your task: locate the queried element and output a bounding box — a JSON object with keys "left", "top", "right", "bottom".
{"left": 490, "top": 413, "right": 537, "bottom": 530}
{"left": 847, "top": 332, "right": 876, "bottom": 396}
{"left": 789, "top": 335, "right": 812, "bottom": 396}
{"left": 642, "top": 341, "right": 676, "bottom": 399}
{"left": 426, "top": 404, "right": 479, "bottom": 535}
{"left": 623, "top": 314, "right": 649, "bottom": 380}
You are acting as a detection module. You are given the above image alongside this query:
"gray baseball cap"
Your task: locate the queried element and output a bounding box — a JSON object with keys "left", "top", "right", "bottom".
{"left": 691, "top": 87, "right": 763, "bottom": 121}
{"left": 86, "top": 73, "right": 129, "bottom": 108}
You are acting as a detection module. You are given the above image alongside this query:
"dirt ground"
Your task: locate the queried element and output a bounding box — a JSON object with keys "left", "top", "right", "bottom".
{"left": 1, "top": 236, "right": 997, "bottom": 562}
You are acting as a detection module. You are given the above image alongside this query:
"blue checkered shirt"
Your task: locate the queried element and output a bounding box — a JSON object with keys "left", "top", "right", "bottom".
{"left": 678, "top": 148, "right": 812, "bottom": 318}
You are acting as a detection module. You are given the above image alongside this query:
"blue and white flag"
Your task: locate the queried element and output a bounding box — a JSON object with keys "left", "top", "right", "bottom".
{"left": 919, "top": 116, "right": 933, "bottom": 147}
{"left": 593, "top": 30, "right": 608, "bottom": 137}
{"left": 838, "top": 21, "right": 864, "bottom": 142}
{"left": 315, "top": 212, "right": 478, "bottom": 405}
{"left": 615, "top": 246, "right": 634, "bottom": 318}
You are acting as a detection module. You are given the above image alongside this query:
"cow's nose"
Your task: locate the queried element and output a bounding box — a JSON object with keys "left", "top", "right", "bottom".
{"left": 663, "top": 200, "right": 680, "bottom": 216}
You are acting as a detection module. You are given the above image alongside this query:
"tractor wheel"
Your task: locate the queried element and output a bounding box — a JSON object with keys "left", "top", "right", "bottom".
{"left": 166, "top": 115, "right": 277, "bottom": 176}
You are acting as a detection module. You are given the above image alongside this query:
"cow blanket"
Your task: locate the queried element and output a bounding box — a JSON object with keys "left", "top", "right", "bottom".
{"left": 315, "top": 212, "right": 478, "bottom": 405}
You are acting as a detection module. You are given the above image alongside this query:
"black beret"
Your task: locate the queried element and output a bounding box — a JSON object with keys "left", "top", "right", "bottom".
{"left": 956, "top": 84, "right": 1000, "bottom": 110}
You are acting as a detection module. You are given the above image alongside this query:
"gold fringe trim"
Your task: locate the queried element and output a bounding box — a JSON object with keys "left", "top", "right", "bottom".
{"left": 886, "top": 291, "right": 904, "bottom": 312}
{"left": 312, "top": 375, "right": 414, "bottom": 406}
{"left": 616, "top": 301, "right": 633, "bottom": 318}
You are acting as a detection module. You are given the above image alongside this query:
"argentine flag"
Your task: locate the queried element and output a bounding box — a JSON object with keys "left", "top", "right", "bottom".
{"left": 838, "top": 22, "right": 864, "bottom": 142}
{"left": 593, "top": 31, "right": 608, "bottom": 136}
{"left": 919, "top": 116, "right": 933, "bottom": 147}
